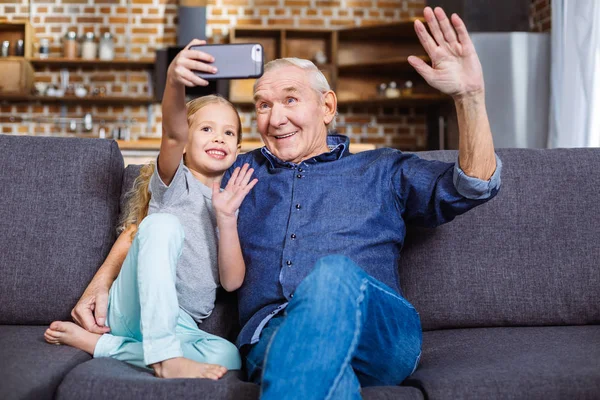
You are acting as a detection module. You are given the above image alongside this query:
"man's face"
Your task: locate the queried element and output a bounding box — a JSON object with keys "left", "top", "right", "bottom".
{"left": 253, "top": 65, "right": 335, "bottom": 164}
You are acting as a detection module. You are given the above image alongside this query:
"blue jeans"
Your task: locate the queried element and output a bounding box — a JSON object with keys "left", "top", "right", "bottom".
{"left": 245, "top": 255, "right": 422, "bottom": 399}
{"left": 94, "top": 213, "right": 241, "bottom": 370}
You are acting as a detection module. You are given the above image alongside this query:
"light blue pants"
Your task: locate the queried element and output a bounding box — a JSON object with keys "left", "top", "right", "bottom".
{"left": 93, "top": 213, "right": 241, "bottom": 370}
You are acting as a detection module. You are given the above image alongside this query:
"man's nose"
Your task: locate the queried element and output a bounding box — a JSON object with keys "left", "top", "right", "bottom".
{"left": 269, "top": 103, "right": 288, "bottom": 127}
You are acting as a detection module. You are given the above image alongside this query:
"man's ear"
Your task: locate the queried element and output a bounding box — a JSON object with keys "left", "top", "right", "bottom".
{"left": 322, "top": 90, "right": 337, "bottom": 126}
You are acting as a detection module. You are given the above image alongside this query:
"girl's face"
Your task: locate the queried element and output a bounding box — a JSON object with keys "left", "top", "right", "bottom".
{"left": 186, "top": 103, "right": 241, "bottom": 178}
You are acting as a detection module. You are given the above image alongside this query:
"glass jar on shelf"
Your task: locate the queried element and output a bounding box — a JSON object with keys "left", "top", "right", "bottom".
{"left": 39, "top": 38, "right": 50, "bottom": 59}
{"left": 99, "top": 32, "right": 115, "bottom": 61}
{"left": 81, "top": 32, "right": 97, "bottom": 60}
{"left": 63, "top": 31, "right": 78, "bottom": 59}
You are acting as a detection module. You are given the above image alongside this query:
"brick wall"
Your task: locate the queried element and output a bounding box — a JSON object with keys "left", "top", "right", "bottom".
{"left": 530, "top": 0, "right": 551, "bottom": 32}
{"left": 0, "top": 0, "right": 430, "bottom": 150}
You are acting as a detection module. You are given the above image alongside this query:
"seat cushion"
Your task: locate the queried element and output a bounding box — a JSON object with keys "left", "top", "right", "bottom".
{"left": 57, "top": 357, "right": 424, "bottom": 400}
{"left": 0, "top": 135, "right": 124, "bottom": 324}
{"left": 56, "top": 358, "right": 259, "bottom": 400}
{"left": 404, "top": 325, "right": 600, "bottom": 399}
{"left": 362, "top": 386, "right": 424, "bottom": 399}
{"left": 0, "top": 325, "right": 91, "bottom": 400}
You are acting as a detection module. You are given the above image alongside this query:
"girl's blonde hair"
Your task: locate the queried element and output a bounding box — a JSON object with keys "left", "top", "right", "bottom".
{"left": 118, "top": 94, "right": 241, "bottom": 239}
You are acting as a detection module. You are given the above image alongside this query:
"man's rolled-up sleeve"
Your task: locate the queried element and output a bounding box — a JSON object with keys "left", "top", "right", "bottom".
{"left": 453, "top": 154, "right": 502, "bottom": 200}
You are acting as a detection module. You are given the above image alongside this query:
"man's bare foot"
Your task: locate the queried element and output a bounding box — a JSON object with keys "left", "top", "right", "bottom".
{"left": 151, "top": 357, "right": 227, "bottom": 380}
{"left": 44, "top": 321, "right": 101, "bottom": 355}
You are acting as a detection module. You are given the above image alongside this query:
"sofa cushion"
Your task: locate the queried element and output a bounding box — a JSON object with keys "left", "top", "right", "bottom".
{"left": 362, "top": 386, "right": 424, "bottom": 400}
{"left": 56, "top": 357, "right": 424, "bottom": 400}
{"left": 404, "top": 325, "right": 600, "bottom": 399}
{"left": 400, "top": 148, "right": 600, "bottom": 330}
{"left": 56, "top": 358, "right": 259, "bottom": 400}
{"left": 0, "top": 325, "right": 91, "bottom": 400}
{"left": 0, "top": 135, "right": 124, "bottom": 324}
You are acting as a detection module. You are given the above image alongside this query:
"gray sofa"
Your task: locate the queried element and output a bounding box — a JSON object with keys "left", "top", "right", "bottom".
{"left": 0, "top": 134, "right": 598, "bottom": 400}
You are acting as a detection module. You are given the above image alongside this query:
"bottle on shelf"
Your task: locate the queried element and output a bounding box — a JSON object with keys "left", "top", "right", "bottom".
{"left": 402, "top": 80, "right": 413, "bottom": 97}
{"left": 63, "top": 31, "right": 78, "bottom": 59}
{"left": 81, "top": 32, "right": 97, "bottom": 60}
{"left": 385, "top": 81, "right": 400, "bottom": 98}
{"left": 39, "top": 38, "right": 50, "bottom": 59}
{"left": 1, "top": 41, "right": 10, "bottom": 57}
{"left": 99, "top": 32, "right": 115, "bottom": 61}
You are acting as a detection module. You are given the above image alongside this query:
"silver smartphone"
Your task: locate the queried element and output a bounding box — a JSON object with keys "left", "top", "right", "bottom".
{"left": 189, "top": 43, "right": 264, "bottom": 80}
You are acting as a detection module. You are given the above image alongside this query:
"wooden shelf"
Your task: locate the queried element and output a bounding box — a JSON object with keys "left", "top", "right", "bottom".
{"left": 0, "top": 94, "right": 155, "bottom": 105}
{"left": 337, "top": 94, "right": 449, "bottom": 107}
{"left": 27, "top": 57, "right": 155, "bottom": 68}
{"left": 336, "top": 19, "right": 423, "bottom": 40}
{"left": 338, "top": 56, "right": 429, "bottom": 74}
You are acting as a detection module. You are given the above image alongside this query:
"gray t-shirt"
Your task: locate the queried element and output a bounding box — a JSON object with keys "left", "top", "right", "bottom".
{"left": 148, "top": 159, "right": 219, "bottom": 323}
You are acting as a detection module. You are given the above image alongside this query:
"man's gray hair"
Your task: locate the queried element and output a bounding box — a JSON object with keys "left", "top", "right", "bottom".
{"left": 254, "top": 58, "right": 337, "bottom": 133}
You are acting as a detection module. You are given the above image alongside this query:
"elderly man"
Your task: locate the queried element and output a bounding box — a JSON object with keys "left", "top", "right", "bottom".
{"left": 225, "top": 6, "right": 501, "bottom": 399}
{"left": 72, "top": 6, "right": 501, "bottom": 399}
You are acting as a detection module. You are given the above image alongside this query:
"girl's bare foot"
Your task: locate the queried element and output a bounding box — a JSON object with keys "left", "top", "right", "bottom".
{"left": 151, "top": 357, "right": 227, "bottom": 380}
{"left": 44, "top": 321, "right": 101, "bottom": 355}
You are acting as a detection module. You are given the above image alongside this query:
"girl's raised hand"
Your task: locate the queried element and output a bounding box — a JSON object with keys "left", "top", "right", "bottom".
{"left": 212, "top": 164, "right": 258, "bottom": 220}
{"left": 167, "top": 39, "right": 217, "bottom": 88}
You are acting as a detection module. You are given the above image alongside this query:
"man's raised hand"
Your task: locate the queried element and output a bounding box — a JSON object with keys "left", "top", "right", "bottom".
{"left": 408, "top": 7, "right": 485, "bottom": 99}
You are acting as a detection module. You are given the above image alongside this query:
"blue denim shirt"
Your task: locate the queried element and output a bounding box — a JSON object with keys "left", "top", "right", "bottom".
{"left": 224, "top": 135, "right": 502, "bottom": 348}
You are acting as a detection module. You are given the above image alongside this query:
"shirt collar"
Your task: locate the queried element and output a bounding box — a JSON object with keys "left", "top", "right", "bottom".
{"left": 260, "top": 134, "right": 350, "bottom": 168}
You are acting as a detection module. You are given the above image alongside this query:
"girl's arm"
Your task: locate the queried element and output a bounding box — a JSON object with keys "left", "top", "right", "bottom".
{"left": 212, "top": 164, "right": 258, "bottom": 292}
{"left": 159, "top": 39, "right": 217, "bottom": 186}
{"left": 71, "top": 225, "right": 136, "bottom": 332}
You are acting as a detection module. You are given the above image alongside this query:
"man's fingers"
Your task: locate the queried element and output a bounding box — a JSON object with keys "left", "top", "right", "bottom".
{"left": 423, "top": 6, "right": 445, "bottom": 47}
{"left": 434, "top": 7, "right": 458, "bottom": 44}
{"left": 95, "top": 292, "right": 109, "bottom": 328}
{"left": 451, "top": 13, "right": 472, "bottom": 47}
{"left": 414, "top": 20, "right": 438, "bottom": 58}
{"left": 72, "top": 306, "right": 97, "bottom": 332}
{"left": 407, "top": 55, "right": 433, "bottom": 82}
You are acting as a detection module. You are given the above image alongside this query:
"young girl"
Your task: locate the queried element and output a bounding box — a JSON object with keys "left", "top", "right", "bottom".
{"left": 44, "top": 40, "right": 257, "bottom": 380}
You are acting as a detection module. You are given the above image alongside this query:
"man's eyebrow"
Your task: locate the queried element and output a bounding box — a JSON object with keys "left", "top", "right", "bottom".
{"left": 253, "top": 87, "right": 301, "bottom": 103}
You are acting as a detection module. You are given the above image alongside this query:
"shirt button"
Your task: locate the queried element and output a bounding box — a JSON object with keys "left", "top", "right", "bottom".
{"left": 298, "top": 168, "right": 303, "bottom": 172}
{"left": 286, "top": 260, "right": 292, "bottom": 266}
{"left": 295, "top": 204, "right": 301, "bottom": 209}
{"left": 296, "top": 174, "right": 302, "bottom": 179}
{"left": 290, "top": 293, "right": 294, "bottom": 298}
{"left": 291, "top": 233, "right": 296, "bottom": 239}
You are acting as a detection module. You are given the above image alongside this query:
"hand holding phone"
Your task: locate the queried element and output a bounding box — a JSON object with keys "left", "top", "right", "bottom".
{"left": 167, "top": 39, "right": 218, "bottom": 87}
{"left": 189, "top": 43, "right": 264, "bottom": 80}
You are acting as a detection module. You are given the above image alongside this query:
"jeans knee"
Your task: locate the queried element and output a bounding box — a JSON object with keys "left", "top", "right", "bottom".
{"left": 137, "top": 213, "right": 184, "bottom": 243}
{"left": 294, "top": 255, "right": 366, "bottom": 306}
{"left": 311, "top": 255, "right": 365, "bottom": 284}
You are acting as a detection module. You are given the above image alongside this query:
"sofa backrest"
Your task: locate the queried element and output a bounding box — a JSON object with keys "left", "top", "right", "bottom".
{"left": 0, "top": 135, "right": 123, "bottom": 325}
{"left": 399, "top": 148, "right": 600, "bottom": 330}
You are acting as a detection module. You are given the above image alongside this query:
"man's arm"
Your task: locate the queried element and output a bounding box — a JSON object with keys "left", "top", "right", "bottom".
{"left": 71, "top": 226, "right": 135, "bottom": 333}
{"left": 408, "top": 6, "right": 497, "bottom": 180}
